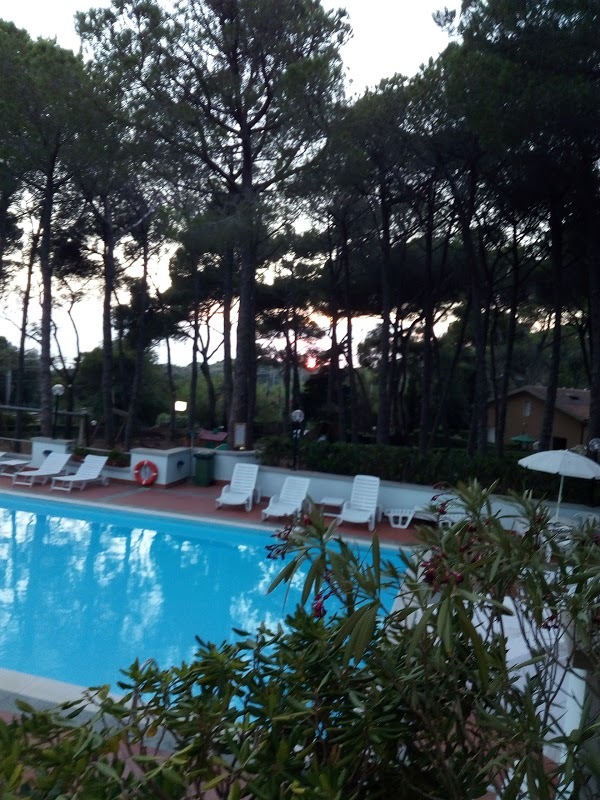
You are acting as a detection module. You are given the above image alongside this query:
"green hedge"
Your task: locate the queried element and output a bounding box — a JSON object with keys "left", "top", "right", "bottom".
{"left": 256, "top": 437, "right": 600, "bottom": 508}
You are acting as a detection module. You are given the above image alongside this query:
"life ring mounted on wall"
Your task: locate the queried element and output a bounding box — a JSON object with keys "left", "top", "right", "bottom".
{"left": 134, "top": 460, "right": 159, "bottom": 487}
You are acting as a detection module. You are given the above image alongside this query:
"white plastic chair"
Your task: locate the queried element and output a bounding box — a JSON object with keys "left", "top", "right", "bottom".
{"left": 438, "top": 511, "right": 465, "bottom": 530}
{"left": 50, "top": 455, "right": 109, "bottom": 492}
{"left": 215, "top": 463, "right": 259, "bottom": 512}
{"left": 383, "top": 507, "right": 418, "bottom": 529}
{"left": 12, "top": 452, "right": 72, "bottom": 487}
{"left": 261, "top": 476, "right": 310, "bottom": 521}
{"left": 0, "top": 454, "right": 32, "bottom": 476}
{"left": 337, "top": 474, "right": 380, "bottom": 532}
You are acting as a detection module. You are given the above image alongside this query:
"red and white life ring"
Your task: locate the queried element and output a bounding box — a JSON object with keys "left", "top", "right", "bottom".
{"left": 134, "top": 460, "right": 158, "bottom": 487}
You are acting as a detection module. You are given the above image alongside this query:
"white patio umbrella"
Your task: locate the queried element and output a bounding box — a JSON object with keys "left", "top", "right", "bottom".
{"left": 518, "top": 449, "right": 600, "bottom": 519}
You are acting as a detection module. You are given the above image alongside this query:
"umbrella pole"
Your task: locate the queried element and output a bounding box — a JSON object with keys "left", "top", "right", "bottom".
{"left": 555, "top": 474, "right": 564, "bottom": 521}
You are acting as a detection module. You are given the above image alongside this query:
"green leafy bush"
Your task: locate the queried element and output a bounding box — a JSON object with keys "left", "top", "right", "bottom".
{"left": 258, "top": 438, "right": 600, "bottom": 507}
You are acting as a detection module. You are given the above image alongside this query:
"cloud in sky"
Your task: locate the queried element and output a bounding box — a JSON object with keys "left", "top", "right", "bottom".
{"left": 338, "top": 0, "right": 460, "bottom": 89}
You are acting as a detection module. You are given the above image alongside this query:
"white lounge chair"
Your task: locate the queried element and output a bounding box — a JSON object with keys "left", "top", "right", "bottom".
{"left": 12, "top": 452, "right": 71, "bottom": 487}
{"left": 383, "top": 506, "right": 418, "bottom": 529}
{"left": 50, "top": 455, "right": 109, "bottom": 492}
{"left": 337, "top": 474, "right": 380, "bottom": 532}
{"left": 0, "top": 454, "right": 33, "bottom": 476}
{"left": 215, "top": 463, "right": 259, "bottom": 512}
{"left": 439, "top": 511, "right": 465, "bottom": 530}
{"left": 261, "top": 476, "right": 310, "bottom": 521}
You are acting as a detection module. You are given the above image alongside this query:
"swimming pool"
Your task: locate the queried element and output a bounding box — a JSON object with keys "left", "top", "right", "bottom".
{"left": 0, "top": 492, "right": 394, "bottom": 690}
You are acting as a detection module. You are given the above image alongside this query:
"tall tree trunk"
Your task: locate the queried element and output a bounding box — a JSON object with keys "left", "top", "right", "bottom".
{"left": 328, "top": 315, "right": 342, "bottom": 442}
{"left": 228, "top": 238, "right": 257, "bottom": 447}
{"left": 291, "top": 312, "right": 301, "bottom": 410}
{"left": 341, "top": 235, "right": 358, "bottom": 443}
{"left": 222, "top": 246, "right": 234, "bottom": 429}
{"left": 15, "top": 222, "right": 41, "bottom": 446}
{"left": 39, "top": 169, "right": 56, "bottom": 437}
{"left": 495, "top": 222, "right": 521, "bottom": 457}
{"left": 187, "top": 279, "right": 201, "bottom": 437}
{"left": 282, "top": 330, "right": 292, "bottom": 426}
{"left": 448, "top": 163, "right": 488, "bottom": 456}
{"left": 464, "top": 232, "right": 488, "bottom": 456}
{"left": 228, "top": 152, "right": 258, "bottom": 448}
{"left": 325, "top": 232, "right": 343, "bottom": 441}
{"left": 101, "top": 202, "right": 117, "bottom": 447}
{"left": 376, "top": 179, "right": 392, "bottom": 445}
{"left": 124, "top": 237, "right": 150, "bottom": 451}
{"left": 428, "top": 297, "right": 472, "bottom": 449}
{"left": 539, "top": 200, "right": 564, "bottom": 451}
{"left": 200, "top": 358, "right": 216, "bottom": 428}
{"left": 419, "top": 185, "right": 436, "bottom": 452}
{"left": 584, "top": 168, "right": 600, "bottom": 443}
{"left": 164, "top": 333, "right": 177, "bottom": 442}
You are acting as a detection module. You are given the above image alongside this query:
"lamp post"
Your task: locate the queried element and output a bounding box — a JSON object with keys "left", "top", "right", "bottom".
{"left": 174, "top": 400, "right": 188, "bottom": 445}
{"left": 290, "top": 409, "right": 305, "bottom": 470}
{"left": 51, "top": 384, "right": 65, "bottom": 439}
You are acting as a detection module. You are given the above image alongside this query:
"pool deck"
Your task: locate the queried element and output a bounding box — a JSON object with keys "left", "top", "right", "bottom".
{"left": 0, "top": 473, "right": 423, "bottom": 547}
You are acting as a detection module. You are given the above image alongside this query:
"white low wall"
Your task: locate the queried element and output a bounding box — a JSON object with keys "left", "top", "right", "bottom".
{"left": 128, "top": 447, "right": 192, "bottom": 486}
{"left": 31, "top": 437, "right": 72, "bottom": 466}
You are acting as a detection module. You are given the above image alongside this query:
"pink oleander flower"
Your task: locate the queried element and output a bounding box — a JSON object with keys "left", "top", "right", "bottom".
{"left": 311, "top": 592, "right": 326, "bottom": 619}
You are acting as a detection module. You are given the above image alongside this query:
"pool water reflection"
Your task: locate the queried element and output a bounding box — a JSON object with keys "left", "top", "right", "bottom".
{"left": 0, "top": 493, "right": 392, "bottom": 689}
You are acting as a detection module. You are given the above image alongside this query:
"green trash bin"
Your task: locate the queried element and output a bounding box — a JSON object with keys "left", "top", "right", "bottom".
{"left": 194, "top": 451, "right": 215, "bottom": 486}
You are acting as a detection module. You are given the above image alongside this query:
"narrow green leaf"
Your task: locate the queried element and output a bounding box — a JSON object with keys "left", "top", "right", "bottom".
{"left": 268, "top": 555, "right": 304, "bottom": 594}
{"left": 95, "top": 761, "right": 121, "bottom": 781}
{"left": 227, "top": 782, "right": 242, "bottom": 800}
{"left": 202, "top": 772, "right": 231, "bottom": 791}
{"left": 345, "top": 601, "right": 378, "bottom": 664}
{"left": 405, "top": 603, "right": 436, "bottom": 661}
{"left": 436, "top": 596, "right": 452, "bottom": 654}
{"left": 301, "top": 555, "right": 324, "bottom": 606}
{"left": 456, "top": 603, "right": 489, "bottom": 690}
{"left": 333, "top": 604, "right": 374, "bottom": 648}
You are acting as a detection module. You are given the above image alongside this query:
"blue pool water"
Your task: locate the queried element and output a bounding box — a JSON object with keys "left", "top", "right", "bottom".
{"left": 0, "top": 493, "right": 395, "bottom": 689}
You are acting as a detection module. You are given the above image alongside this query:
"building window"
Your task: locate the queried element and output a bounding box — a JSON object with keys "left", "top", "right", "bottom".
{"left": 523, "top": 399, "right": 531, "bottom": 417}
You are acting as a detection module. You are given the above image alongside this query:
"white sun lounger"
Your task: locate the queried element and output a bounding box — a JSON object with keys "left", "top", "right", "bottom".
{"left": 0, "top": 454, "right": 33, "bottom": 476}
{"left": 12, "top": 452, "right": 71, "bottom": 487}
{"left": 383, "top": 506, "right": 438, "bottom": 529}
{"left": 383, "top": 507, "right": 417, "bottom": 529}
{"left": 261, "top": 476, "right": 310, "bottom": 521}
{"left": 337, "top": 474, "right": 380, "bottom": 532}
{"left": 215, "top": 463, "right": 259, "bottom": 512}
{"left": 50, "top": 455, "right": 109, "bottom": 492}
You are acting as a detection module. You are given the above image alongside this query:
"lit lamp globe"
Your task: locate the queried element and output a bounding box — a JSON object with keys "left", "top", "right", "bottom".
{"left": 51, "top": 384, "right": 65, "bottom": 439}
{"left": 291, "top": 409, "right": 304, "bottom": 426}
{"left": 290, "top": 409, "right": 304, "bottom": 470}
